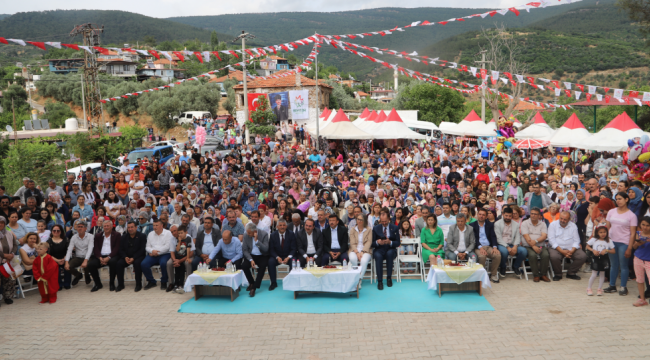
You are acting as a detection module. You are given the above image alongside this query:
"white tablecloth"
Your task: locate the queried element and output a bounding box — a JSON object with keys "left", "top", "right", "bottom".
{"left": 282, "top": 268, "right": 362, "bottom": 293}
{"left": 183, "top": 271, "right": 249, "bottom": 292}
{"left": 426, "top": 266, "right": 491, "bottom": 291}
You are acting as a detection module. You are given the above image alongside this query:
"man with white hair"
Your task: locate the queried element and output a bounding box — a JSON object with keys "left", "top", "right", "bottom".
{"left": 548, "top": 211, "right": 587, "bottom": 281}
{"left": 13, "top": 177, "right": 30, "bottom": 205}
{"left": 242, "top": 222, "right": 270, "bottom": 297}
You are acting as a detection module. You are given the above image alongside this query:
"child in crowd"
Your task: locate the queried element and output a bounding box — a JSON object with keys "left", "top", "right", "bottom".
{"left": 586, "top": 226, "right": 615, "bottom": 296}
{"left": 33, "top": 242, "right": 59, "bottom": 304}
{"left": 171, "top": 225, "right": 192, "bottom": 294}
{"left": 632, "top": 217, "right": 650, "bottom": 307}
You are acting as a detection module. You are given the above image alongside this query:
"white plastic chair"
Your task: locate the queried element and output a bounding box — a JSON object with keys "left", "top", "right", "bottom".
{"left": 16, "top": 274, "right": 39, "bottom": 298}
{"left": 397, "top": 238, "right": 424, "bottom": 282}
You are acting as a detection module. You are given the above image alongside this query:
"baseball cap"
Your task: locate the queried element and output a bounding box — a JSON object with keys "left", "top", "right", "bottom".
{"left": 497, "top": 191, "right": 504, "bottom": 197}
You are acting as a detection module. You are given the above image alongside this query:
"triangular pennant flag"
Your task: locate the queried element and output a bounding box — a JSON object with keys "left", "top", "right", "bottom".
{"left": 148, "top": 50, "right": 160, "bottom": 60}
{"left": 26, "top": 41, "right": 46, "bottom": 50}
{"left": 605, "top": 95, "right": 611, "bottom": 103}
{"left": 202, "top": 51, "right": 210, "bottom": 63}
{"left": 44, "top": 42, "right": 62, "bottom": 49}
{"left": 586, "top": 93, "right": 592, "bottom": 102}
{"left": 173, "top": 52, "right": 185, "bottom": 62}
{"left": 229, "top": 50, "right": 239, "bottom": 59}
{"left": 62, "top": 43, "right": 79, "bottom": 51}
{"left": 575, "top": 91, "right": 581, "bottom": 100}
{"left": 193, "top": 52, "right": 203, "bottom": 63}
{"left": 0, "top": 37, "right": 7, "bottom": 45}
{"left": 596, "top": 94, "right": 603, "bottom": 101}
{"left": 8, "top": 39, "right": 26, "bottom": 46}
{"left": 588, "top": 85, "right": 596, "bottom": 94}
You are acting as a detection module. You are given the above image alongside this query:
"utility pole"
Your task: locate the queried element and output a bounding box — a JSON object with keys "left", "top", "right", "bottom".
{"left": 475, "top": 50, "right": 488, "bottom": 122}
{"left": 314, "top": 39, "right": 320, "bottom": 151}
{"left": 12, "top": 98, "right": 17, "bottom": 146}
{"left": 80, "top": 72, "right": 87, "bottom": 129}
{"left": 70, "top": 23, "right": 104, "bottom": 132}
{"left": 233, "top": 30, "right": 256, "bottom": 145}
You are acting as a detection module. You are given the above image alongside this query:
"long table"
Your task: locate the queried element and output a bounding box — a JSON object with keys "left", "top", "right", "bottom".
{"left": 426, "top": 264, "right": 490, "bottom": 297}
{"left": 282, "top": 267, "right": 363, "bottom": 299}
{"left": 184, "top": 271, "right": 249, "bottom": 302}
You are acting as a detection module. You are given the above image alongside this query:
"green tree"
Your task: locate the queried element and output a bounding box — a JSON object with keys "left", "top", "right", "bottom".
{"left": 42, "top": 101, "right": 76, "bottom": 129}
{"left": 222, "top": 78, "right": 238, "bottom": 115}
{"left": 210, "top": 31, "right": 219, "bottom": 51}
{"left": 246, "top": 95, "right": 277, "bottom": 136}
{"left": 2, "top": 140, "right": 65, "bottom": 194}
{"left": 2, "top": 84, "right": 29, "bottom": 113}
{"left": 391, "top": 82, "right": 465, "bottom": 125}
{"left": 143, "top": 35, "right": 157, "bottom": 47}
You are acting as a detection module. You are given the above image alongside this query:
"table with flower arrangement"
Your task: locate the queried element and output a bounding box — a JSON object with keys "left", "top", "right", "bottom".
{"left": 426, "top": 263, "right": 490, "bottom": 297}
{"left": 184, "top": 270, "right": 249, "bottom": 302}
{"left": 282, "top": 266, "right": 363, "bottom": 299}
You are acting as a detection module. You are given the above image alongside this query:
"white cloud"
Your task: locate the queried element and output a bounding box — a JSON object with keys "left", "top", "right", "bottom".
{"left": 4, "top": 0, "right": 527, "bottom": 18}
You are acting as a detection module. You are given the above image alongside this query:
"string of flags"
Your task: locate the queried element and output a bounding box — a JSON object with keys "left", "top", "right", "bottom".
{"left": 326, "top": 37, "right": 650, "bottom": 106}
{"left": 327, "top": 38, "right": 575, "bottom": 111}
{"left": 320, "top": 1, "right": 579, "bottom": 40}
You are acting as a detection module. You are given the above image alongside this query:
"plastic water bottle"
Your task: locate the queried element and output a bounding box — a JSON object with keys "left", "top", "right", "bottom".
{"left": 342, "top": 259, "right": 348, "bottom": 270}
{"left": 309, "top": 257, "right": 313, "bottom": 268}
{"left": 198, "top": 262, "right": 203, "bottom": 272}
{"left": 292, "top": 259, "right": 297, "bottom": 271}
{"left": 437, "top": 255, "right": 444, "bottom": 269}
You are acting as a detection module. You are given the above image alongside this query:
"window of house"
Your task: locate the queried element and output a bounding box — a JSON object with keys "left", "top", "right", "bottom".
{"left": 123, "top": 65, "right": 129, "bottom": 71}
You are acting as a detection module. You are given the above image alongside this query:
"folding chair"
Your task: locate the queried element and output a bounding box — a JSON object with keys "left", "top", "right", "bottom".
{"left": 397, "top": 238, "right": 424, "bottom": 282}
{"left": 41, "top": 119, "right": 50, "bottom": 130}
{"left": 24, "top": 120, "right": 33, "bottom": 131}
{"left": 370, "top": 253, "right": 399, "bottom": 284}
{"left": 32, "top": 120, "right": 42, "bottom": 130}
{"left": 16, "top": 274, "right": 39, "bottom": 298}
{"left": 549, "top": 257, "right": 569, "bottom": 278}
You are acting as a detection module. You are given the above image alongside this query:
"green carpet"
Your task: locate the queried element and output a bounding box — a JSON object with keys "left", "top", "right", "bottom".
{"left": 178, "top": 279, "right": 493, "bottom": 314}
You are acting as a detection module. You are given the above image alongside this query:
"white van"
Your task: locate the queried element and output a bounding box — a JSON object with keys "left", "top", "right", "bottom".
{"left": 175, "top": 111, "right": 212, "bottom": 125}
{"left": 405, "top": 121, "right": 439, "bottom": 141}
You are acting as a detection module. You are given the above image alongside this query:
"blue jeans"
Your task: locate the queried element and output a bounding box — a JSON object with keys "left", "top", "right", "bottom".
{"left": 609, "top": 241, "right": 630, "bottom": 288}
{"left": 497, "top": 245, "right": 528, "bottom": 271}
{"left": 142, "top": 253, "right": 172, "bottom": 284}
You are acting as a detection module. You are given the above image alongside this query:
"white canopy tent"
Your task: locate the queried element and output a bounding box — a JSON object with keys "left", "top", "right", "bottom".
{"left": 354, "top": 110, "right": 378, "bottom": 131}
{"left": 549, "top": 113, "right": 592, "bottom": 148}
{"left": 319, "top": 109, "right": 374, "bottom": 140}
{"left": 371, "top": 109, "right": 427, "bottom": 140}
{"left": 305, "top": 108, "right": 337, "bottom": 135}
{"left": 514, "top": 112, "right": 555, "bottom": 140}
{"left": 465, "top": 119, "right": 497, "bottom": 137}
{"left": 357, "top": 108, "right": 370, "bottom": 121}
{"left": 574, "top": 112, "right": 644, "bottom": 151}
{"left": 439, "top": 122, "right": 457, "bottom": 132}
{"left": 443, "top": 110, "right": 485, "bottom": 136}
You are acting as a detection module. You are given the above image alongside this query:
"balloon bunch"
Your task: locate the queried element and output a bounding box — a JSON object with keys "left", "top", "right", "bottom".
{"left": 626, "top": 134, "right": 650, "bottom": 183}
{"left": 195, "top": 126, "right": 207, "bottom": 147}
{"left": 494, "top": 116, "right": 516, "bottom": 156}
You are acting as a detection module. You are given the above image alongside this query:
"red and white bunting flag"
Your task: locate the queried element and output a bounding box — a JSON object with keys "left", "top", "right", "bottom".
{"left": 26, "top": 41, "right": 46, "bottom": 50}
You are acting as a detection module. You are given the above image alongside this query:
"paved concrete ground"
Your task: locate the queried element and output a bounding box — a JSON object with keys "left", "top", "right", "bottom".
{"left": 1, "top": 270, "right": 649, "bottom": 360}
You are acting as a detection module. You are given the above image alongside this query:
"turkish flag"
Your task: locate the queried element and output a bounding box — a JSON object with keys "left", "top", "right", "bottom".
{"left": 551, "top": 80, "right": 559, "bottom": 88}
{"left": 605, "top": 95, "right": 611, "bottom": 103}
{"left": 247, "top": 93, "right": 268, "bottom": 122}
{"left": 629, "top": 91, "right": 639, "bottom": 98}
{"left": 586, "top": 93, "right": 592, "bottom": 102}
{"left": 576, "top": 84, "right": 584, "bottom": 92}
{"left": 26, "top": 41, "right": 46, "bottom": 50}
{"left": 480, "top": 68, "right": 487, "bottom": 79}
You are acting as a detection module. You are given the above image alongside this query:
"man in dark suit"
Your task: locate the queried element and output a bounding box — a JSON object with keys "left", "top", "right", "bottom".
{"left": 242, "top": 222, "right": 270, "bottom": 297}
{"left": 372, "top": 209, "right": 400, "bottom": 290}
{"left": 268, "top": 219, "right": 297, "bottom": 290}
{"left": 287, "top": 213, "right": 304, "bottom": 234}
{"left": 321, "top": 214, "right": 349, "bottom": 266}
{"left": 272, "top": 94, "right": 289, "bottom": 122}
{"left": 86, "top": 219, "right": 121, "bottom": 292}
{"left": 469, "top": 207, "right": 501, "bottom": 283}
{"left": 116, "top": 221, "right": 147, "bottom": 292}
{"left": 296, "top": 218, "right": 323, "bottom": 267}
{"left": 192, "top": 217, "right": 222, "bottom": 271}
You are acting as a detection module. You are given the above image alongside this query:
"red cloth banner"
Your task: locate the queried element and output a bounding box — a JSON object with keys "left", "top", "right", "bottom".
{"left": 247, "top": 93, "right": 268, "bottom": 121}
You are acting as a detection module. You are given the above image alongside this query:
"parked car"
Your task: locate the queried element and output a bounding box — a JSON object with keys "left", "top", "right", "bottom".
{"left": 174, "top": 111, "right": 212, "bottom": 125}
{"left": 149, "top": 140, "right": 184, "bottom": 155}
{"left": 64, "top": 163, "right": 120, "bottom": 181}
{"left": 186, "top": 136, "right": 233, "bottom": 158}
{"left": 215, "top": 115, "right": 234, "bottom": 129}
{"left": 126, "top": 146, "right": 175, "bottom": 168}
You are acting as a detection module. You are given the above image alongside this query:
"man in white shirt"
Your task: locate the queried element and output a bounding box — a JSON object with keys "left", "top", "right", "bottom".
{"left": 547, "top": 211, "right": 587, "bottom": 281}
{"left": 170, "top": 203, "right": 185, "bottom": 226}
{"left": 120, "top": 158, "right": 133, "bottom": 182}
{"left": 142, "top": 219, "right": 175, "bottom": 290}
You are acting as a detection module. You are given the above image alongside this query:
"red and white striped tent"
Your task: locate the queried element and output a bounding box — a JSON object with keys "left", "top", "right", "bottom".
{"left": 575, "top": 112, "right": 644, "bottom": 151}
{"left": 549, "top": 113, "right": 591, "bottom": 148}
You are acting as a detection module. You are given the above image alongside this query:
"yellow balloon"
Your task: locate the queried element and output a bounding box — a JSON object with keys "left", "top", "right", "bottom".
{"left": 638, "top": 152, "right": 650, "bottom": 163}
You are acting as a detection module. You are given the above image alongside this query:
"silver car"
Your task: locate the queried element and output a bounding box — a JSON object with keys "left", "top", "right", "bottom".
{"left": 188, "top": 136, "right": 233, "bottom": 158}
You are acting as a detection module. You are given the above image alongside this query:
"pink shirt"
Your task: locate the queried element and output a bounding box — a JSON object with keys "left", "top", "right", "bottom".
{"left": 606, "top": 209, "right": 638, "bottom": 245}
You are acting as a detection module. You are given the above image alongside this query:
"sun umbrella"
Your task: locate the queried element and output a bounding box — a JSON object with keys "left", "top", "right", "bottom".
{"left": 513, "top": 138, "right": 550, "bottom": 149}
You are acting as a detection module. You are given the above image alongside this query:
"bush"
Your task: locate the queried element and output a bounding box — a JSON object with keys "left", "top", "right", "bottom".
{"left": 42, "top": 101, "right": 76, "bottom": 129}
{"left": 2, "top": 140, "right": 65, "bottom": 194}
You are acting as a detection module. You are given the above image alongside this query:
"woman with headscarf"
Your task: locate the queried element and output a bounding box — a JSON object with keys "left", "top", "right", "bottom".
{"left": 560, "top": 190, "right": 576, "bottom": 213}
{"left": 628, "top": 187, "right": 644, "bottom": 218}
{"left": 0, "top": 216, "right": 20, "bottom": 304}
{"left": 571, "top": 189, "right": 587, "bottom": 212}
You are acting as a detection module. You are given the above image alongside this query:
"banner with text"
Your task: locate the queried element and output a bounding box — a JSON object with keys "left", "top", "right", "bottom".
{"left": 288, "top": 90, "right": 309, "bottom": 120}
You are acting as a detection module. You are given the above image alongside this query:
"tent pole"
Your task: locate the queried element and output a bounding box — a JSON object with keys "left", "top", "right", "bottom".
{"left": 593, "top": 106, "right": 597, "bottom": 134}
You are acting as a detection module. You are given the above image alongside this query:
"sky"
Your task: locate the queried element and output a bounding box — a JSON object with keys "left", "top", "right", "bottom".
{"left": 3, "top": 0, "right": 530, "bottom": 18}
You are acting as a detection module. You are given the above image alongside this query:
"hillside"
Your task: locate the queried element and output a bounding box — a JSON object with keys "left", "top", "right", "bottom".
{"left": 0, "top": 10, "right": 231, "bottom": 45}
{"left": 417, "top": 1, "right": 648, "bottom": 75}
{"left": 167, "top": 1, "right": 606, "bottom": 75}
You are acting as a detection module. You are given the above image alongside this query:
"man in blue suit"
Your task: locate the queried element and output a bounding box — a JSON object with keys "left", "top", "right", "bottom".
{"left": 268, "top": 219, "right": 297, "bottom": 290}
{"left": 372, "top": 208, "right": 400, "bottom": 290}
{"left": 469, "top": 207, "right": 501, "bottom": 283}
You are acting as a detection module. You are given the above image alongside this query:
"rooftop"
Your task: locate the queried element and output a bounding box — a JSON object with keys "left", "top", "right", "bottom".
{"left": 209, "top": 70, "right": 246, "bottom": 83}
{"left": 233, "top": 70, "right": 333, "bottom": 90}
